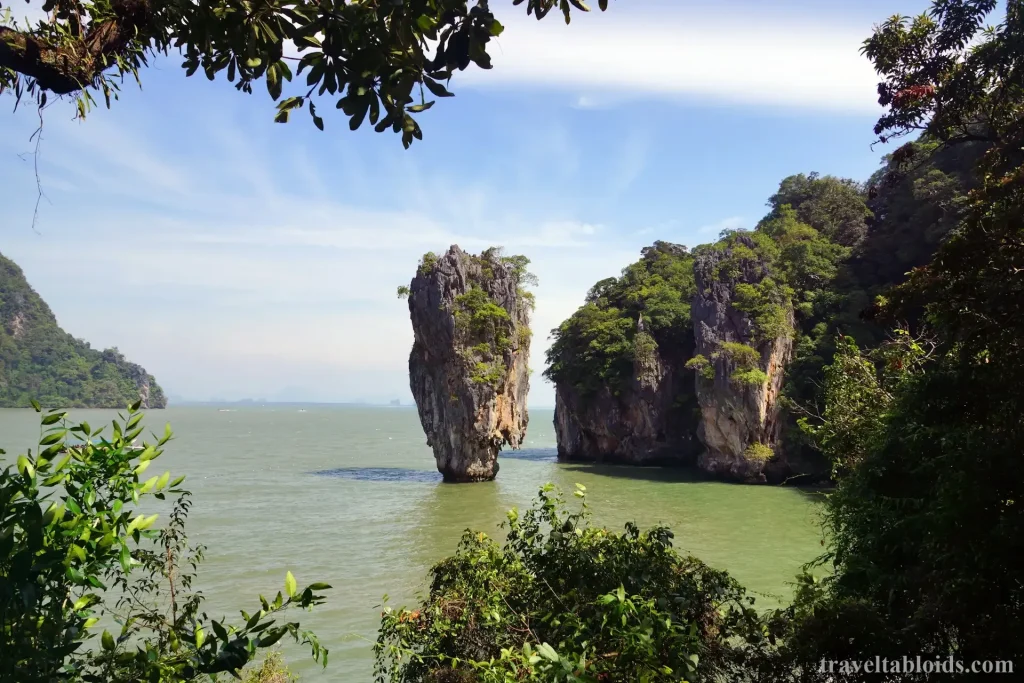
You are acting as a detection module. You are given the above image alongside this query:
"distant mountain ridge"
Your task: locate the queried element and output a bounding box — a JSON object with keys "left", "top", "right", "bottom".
{"left": 0, "top": 252, "right": 166, "bottom": 409}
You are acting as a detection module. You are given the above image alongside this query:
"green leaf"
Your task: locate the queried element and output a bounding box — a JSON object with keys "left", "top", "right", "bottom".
{"left": 126, "top": 515, "right": 145, "bottom": 534}
{"left": 422, "top": 77, "right": 453, "bottom": 98}
{"left": 246, "top": 57, "right": 262, "bottom": 68}
{"left": 102, "top": 630, "right": 116, "bottom": 651}
{"left": 41, "top": 413, "right": 65, "bottom": 425}
{"left": 416, "top": 14, "right": 436, "bottom": 32}
{"left": 285, "top": 571, "right": 297, "bottom": 597}
{"left": 307, "top": 582, "right": 332, "bottom": 590}
{"left": 119, "top": 544, "right": 131, "bottom": 573}
{"left": 195, "top": 625, "right": 206, "bottom": 648}
{"left": 30, "top": 399, "right": 41, "bottom": 412}
{"left": 17, "top": 455, "right": 34, "bottom": 478}
{"left": 349, "top": 97, "right": 370, "bottom": 131}
{"left": 137, "top": 514, "right": 158, "bottom": 530}
{"left": 42, "top": 472, "right": 66, "bottom": 487}
{"left": 537, "top": 642, "right": 560, "bottom": 662}
{"left": 258, "top": 627, "right": 287, "bottom": 647}
{"left": 490, "top": 19, "right": 504, "bottom": 36}
{"left": 156, "top": 471, "right": 170, "bottom": 490}
{"left": 211, "top": 620, "right": 228, "bottom": 641}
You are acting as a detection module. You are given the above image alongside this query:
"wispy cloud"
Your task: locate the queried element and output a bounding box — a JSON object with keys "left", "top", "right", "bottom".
{"left": 0, "top": 100, "right": 635, "bottom": 405}
{"left": 460, "top": 7, "right": 880, "bottom": 112}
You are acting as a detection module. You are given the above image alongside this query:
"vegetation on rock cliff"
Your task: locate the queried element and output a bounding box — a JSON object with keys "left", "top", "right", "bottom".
{"left": 451, "top": 248, "right": 535, "bottom": 388}
{"left": 0, "top": 253, "right": 166, "bottom": 409}
{"left": 545, "top": 241, "right": 696, "bottom": 398}
{"left": 548, "top": 120, "right": 978, "bottom": 474}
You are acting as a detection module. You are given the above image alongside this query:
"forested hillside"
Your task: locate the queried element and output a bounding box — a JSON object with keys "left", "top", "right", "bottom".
{"left": 546, "top": 136, "right": 980, "bottom": 477}
{"left": 0, "top": 253, "right": 166, "bottom": 409}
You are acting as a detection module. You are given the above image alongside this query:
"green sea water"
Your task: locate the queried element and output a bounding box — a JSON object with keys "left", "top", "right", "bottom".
{"left": 0, "top": 405, "right": 826, "bottom": 680}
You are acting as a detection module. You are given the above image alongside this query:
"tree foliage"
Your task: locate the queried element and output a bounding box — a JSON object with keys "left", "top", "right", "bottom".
{"left": 0, "top": 252, "right": 166, "bottom": 409}
{"left": 374, "top": 484, "right": 768, "bottom": 683}
{"left": 0, "top": 0, "right": 607, "bottom": 147}
{"left": 760, "top": 2, "right": 1024, "bottom": 678}
{"left": 0, "top": 402, "right": 330, "bottom": 681}
{"left": 545, "top": 241, "right": 696, "bottom": 398}
{"left": 766, "top": 173, "right": 872, "bottom": 248}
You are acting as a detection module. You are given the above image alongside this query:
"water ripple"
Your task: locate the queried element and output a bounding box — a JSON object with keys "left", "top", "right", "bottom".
{"left": 310, "top": 467, "right": 443, "bottom": 483}
{"left": 502, "top": 448, "right": 558, "bottom": 463}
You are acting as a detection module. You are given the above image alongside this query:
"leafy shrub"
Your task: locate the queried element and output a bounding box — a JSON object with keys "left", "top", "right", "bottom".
{"left": 731, "top": 368, "right": 769, "bottom": 387}
{"left": 685, "top": 354, "right": 716, "bottom": 380}
{"left": 418, "top": 252, "right": 438, "bottom": 275}
{"left": 374, "top": 484, "right": 766, "bottom": 683}
{"left": 0, "top": 402, "right": 330, "bottom": 682}
{"left": 743, "top": 443, "right": 774, "bottom": 462}
{"left": 714, "top": 342, "right": 761, "bottom": 368}
{"left": 242, "top": 651, "right": 298, "bottom": 683}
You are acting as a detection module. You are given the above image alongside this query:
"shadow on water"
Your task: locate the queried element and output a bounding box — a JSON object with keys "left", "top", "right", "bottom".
{"left": 560, "top": 462, "right": 716, "bottom": 484}
{"left": 310, "top": 467, "right": 442, "bottom": 483}
{"left": 793, "top": 485, "right": 833, "bottom": 502}
{"left": 501, "top": 447, "right": 557, "bottom": 463}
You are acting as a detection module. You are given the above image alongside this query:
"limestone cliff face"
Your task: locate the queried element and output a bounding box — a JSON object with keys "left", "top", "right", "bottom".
{"left": 406, "top": 246, "right": 531, "bottom": 482}
{"left": 553, "top": 317, "right": 701, "bottom": 466}
{"left": 691, "top": 235, "right": 793, "bottom": 483}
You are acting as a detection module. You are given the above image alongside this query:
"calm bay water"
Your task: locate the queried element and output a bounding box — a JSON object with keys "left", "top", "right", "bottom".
{"left": 0, "top": 405, "right": 825, "bottom": 679}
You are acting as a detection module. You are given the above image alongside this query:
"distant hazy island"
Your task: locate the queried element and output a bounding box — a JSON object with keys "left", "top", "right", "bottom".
{"left": 0, "top": 253, "right": 165, "bottom": 409}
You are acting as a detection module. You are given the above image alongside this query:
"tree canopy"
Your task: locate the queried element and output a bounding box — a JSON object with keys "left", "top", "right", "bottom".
{"left": 0, "top": 0, "right": 607, "bottom": 147}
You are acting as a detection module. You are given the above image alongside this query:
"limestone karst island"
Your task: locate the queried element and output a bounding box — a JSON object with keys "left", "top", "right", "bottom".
{"left": 2, "top": 0, "right": 1022, "bottom": 680}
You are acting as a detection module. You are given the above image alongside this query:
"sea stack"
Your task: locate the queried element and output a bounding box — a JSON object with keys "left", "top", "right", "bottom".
{"left": 404, "top": 246, "right": 534, "bottom": 482}
{"left": 551, "top": 242, "right": 702, "bottom": 466}
{"left": 690, "top": 233, "right": 794, "bottom": 483}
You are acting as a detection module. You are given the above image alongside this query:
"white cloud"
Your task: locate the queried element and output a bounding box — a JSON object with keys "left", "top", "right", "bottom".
{"left": 459, "top": 7, "right": 880, "bottom": 112}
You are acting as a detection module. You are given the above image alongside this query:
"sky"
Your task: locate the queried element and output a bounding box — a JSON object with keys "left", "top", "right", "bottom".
{"left": 0, "top": 0, "right": 935, "bottom": 407}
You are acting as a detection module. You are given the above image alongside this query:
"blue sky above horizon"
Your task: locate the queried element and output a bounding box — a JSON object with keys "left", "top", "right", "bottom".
{"left": 1, "top": 0, "right": 935, "bottom": 406}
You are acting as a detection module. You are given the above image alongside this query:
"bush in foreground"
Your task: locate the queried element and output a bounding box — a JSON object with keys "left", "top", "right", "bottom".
{"left": 374, "top": 484, "right": 769, "bottom": 683}
{"left": 0, "top": 401, "right": 330, "bottom": 682}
